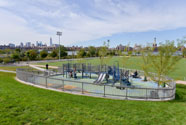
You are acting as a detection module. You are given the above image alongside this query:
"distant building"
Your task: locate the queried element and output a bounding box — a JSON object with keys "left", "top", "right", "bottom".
{"left": 50, "top": 37, "right": 53, "bottom": 46}
{"left": 20, "top": 42, "right": 24, "bottom": 47}
{"left": 9, "top": 43, "right": 15, "bottom": 48}
{"left": 116, "top": 44, "right": 133, "bottom": 51}
{"left": 153, "top": 37, "right": 158, "bottom": 52}
{"left": 36, "top": 41, "right": 43, "bottom": 47}
{"left": 25, "top": 42, "right": 31, "bottom": 47}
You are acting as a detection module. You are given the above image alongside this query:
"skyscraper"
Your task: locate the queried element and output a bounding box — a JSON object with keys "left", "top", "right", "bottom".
{"left": 50, "top": 37, "right": 53, "bottom": 46}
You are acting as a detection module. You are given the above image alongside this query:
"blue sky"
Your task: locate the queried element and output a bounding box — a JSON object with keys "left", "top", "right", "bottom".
{"left": 0, "top": 0, "right": 186, "bottom": 47}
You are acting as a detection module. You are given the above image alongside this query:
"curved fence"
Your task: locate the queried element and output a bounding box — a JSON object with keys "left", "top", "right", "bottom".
{"left": 16, "top": 68, "right": 176, "bottom": 101}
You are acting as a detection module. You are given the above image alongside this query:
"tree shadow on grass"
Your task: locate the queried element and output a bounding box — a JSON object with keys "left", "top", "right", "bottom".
{"left": 170, "top": 84, "right": 186, "bottom": 103}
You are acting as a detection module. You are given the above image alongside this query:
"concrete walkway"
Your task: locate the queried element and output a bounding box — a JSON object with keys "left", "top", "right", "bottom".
{"left": 0, "top": 70, "right": 16, "bottom": 73}
{"left": 29, "top": 64, "right": 47, "bottom": 71}
{"left": 176, "top": 80, "right": 186, "bottom": 85}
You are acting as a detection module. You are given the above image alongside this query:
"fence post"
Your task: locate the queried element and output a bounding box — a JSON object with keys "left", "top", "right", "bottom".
{"left": 45, "top": 77, "right": 48, "bottom": 88}
{"left": 103, "top": 85, "right": 106, "bottom": 97}
{"left": 126, "top": 87, "right": 128, "bottom": 100}
{"left": 33, "top": 75, "right": 35, "bottom": 84}
{"left": 146, "top": 88, "right": 147, "bottom": 100}
{"left": 82, "top": 82, "right": 84, "bottom": 94}
{"left": 62, "top": 80, "right": 64, "bottom": 91}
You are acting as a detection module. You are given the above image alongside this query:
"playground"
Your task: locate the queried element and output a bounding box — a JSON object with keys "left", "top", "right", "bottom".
{"left": 16, "top": 62, "right": 176, "bottom": 101}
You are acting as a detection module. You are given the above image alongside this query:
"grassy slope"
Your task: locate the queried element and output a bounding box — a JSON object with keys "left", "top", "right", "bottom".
{"left": 0, "top": 72, "right": 186, "bottom": 124}
{"left": 0, "top": 66, "right": 30, "bottom": 71}
{"left": 36, "top": 57, "right": 186, "bottom": 80}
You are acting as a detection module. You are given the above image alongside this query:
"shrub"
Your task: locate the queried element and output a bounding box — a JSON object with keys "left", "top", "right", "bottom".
{"left": 0, "top": 58, "right": 3, "bottom": 63}
{"left": 3, "top": 58, "right": 12, "bottom": 64}
{"left": 40, "top": 50, "right": 48, "bottom": 58}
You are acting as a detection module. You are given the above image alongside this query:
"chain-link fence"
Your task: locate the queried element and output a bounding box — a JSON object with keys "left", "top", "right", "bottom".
{"left": 16, "top": 68, "right": 176, "bottom": 101}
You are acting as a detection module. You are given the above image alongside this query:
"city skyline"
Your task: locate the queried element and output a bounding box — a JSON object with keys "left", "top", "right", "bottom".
{"left": 0, "top": 0, "right": 186, "bottom": 46}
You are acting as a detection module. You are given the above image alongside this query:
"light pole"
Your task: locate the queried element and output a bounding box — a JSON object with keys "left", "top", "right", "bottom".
{"left": 56, "top": 31, "right": 62, "bottom": 60}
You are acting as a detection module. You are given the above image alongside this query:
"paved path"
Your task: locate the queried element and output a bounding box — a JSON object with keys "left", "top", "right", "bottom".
{"left": 176, "top": 80, "right": 186, "bottom": 85}
{"left": 29, "top": 64, "right": 47, "bottom": 71}
{"left": 0, "top": 70, "right": 16, "bottom": 73}
{"left": 30, "top": 64, "right": 58, "bottom": 69}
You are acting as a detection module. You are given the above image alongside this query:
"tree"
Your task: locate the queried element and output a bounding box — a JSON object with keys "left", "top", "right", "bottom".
{"left": 143, "top": 41, "right": 181, "bottom": 86}
{"left": 50, "top": 50, "right": 58, "bottom": 58}
{"left": 77, "top": 49, "right": 87, "bottom": 58}
{"left": 60, "top": 49, "right": 67, "bottom": 58}
{"left": 26, "top": 50, "right": 37, "bottom": 60}
{"left": 141, "top": 46, "right": 152, "bottom": 81}
{"left": 87, "top": 46, "right": 96, "bottom": 57}
{"left": 11, "top": 53, "right": 20, "bottom": 61}
{"left": 3, "top": 58, "right": 12, "bottom": 64}
{"left": 15, "top": 48, "right": 21, "bottom": 53}
{"left": 40, "top": 50, "right": 48, "bottom": 58}
{"left": 99, "top": 42, "right": 109, "bottom": 66}
{"left": 121, "top": 44, "right": 131, "bottom": 68}
{"left": 183, "top": 48, "right": 186, "bottom": 58}
{"left": 56, "top": 46, "right": 67, "bottom": 58}
{"left": 0, "top": 58, "right": 3, "bottom": 63}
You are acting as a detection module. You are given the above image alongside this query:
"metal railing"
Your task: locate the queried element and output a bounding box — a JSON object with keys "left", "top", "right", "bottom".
{"left": 16, "top": 68, "right": 176, "bottom": 101}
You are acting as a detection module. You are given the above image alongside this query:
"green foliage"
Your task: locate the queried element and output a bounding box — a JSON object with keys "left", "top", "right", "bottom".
{"left": 26, "top": 50, "right": 38, "bottom": 60}
{"left": 15, "top": 48, "right": 21, "bottom": 53}
{"left": 77, "top": 49, "right": 87, "bottom": 58}
{"left": 56, "top": 46, "right": 67, "bottom": 58}
{"left": 0, "top": 72, "right": 186, "bottom": 124}
{"left": 11, "top": 53, "right": 20, "bottom": 61}
{"left": 87, "top": 46, "right": 96, "bottom": 57}
{"left": 50, "top": 50, "right": 58, "bottom": 58}
{"left": 3, "top": 57, "right": 12, "bottom": 64}
{"left": 182, "top": 48, "right": 186, "bottom": 58}
{"left": 143, "top": 41, "right": 182, "bottom": 85}
{"left": 40, "top": 50, "right": 48, "bottom": 58}
{"left": 60, "top": 49, "right": 67, "bottom": 58}
{"left": 0, "top": 50, "right": 5, "bottom": 54}
{"left": 99, "top": 41, "right": 109, "bottom": 66}
{"left": 0, "top": 58, "right": 3, "bottom": 63}
{"left": 121, "top": 44, "right": 131, "bottom": 68}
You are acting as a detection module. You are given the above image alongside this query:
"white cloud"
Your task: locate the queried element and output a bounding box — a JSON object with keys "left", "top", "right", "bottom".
{"left": 0, "top": 0, "right": 186, "bottom": 45}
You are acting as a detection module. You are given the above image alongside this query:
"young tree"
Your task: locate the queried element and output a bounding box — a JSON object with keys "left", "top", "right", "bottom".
{"left": 120, "top": 44, "right": 132, "bottom": 68}
{"left": 141, "top": 46, "right": 152, "bottom": 81}
{"left": 143, "top": 41, "right": 181, "bottom": 86}
{"left": 99, "top": 41, "right": 109, "bottom": 66}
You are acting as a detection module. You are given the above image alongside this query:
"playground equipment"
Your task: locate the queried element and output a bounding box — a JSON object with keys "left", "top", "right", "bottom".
{"left": 62, "top": 62, "right": 131, "bottom": 86}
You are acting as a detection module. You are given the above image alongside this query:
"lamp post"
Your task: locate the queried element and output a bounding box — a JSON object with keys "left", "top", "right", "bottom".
{"left": 56, "top": 31, "right": 62, "bottom": 60}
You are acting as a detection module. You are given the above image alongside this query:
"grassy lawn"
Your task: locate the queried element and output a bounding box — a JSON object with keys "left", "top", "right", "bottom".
{"left": 35, "top": 56, "right": 186, "bottom": 80}
{"left": 0, "top": 72, "right": 186, "bottom": 124}
{"left": 0, "top": 66, "right": 30, "bottom": 71}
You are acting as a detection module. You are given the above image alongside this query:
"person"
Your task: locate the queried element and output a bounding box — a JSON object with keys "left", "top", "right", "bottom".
{"left": 105, "top": 73, "right": 109, "bottom": 83}
{"left": 133, "top": 70, "right": 138, "bottom": 78}
{"left": 46, "top": 64, "right": 48, "bottom": 70}
{"left": 69, "top": 71, "right": 73, "bottom": 78}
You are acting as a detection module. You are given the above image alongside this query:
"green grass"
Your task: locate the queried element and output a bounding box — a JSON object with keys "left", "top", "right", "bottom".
{"left": 0, "top": 66, "right": 30, "bottom": 71}
{"left": 36, "top": 56, "right": 186, "bottom": 80}
{"left": 0, "top": 72, "right": 186, "bottom": 124}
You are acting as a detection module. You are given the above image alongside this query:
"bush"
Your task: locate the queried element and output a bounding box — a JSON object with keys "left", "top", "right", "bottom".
{"left": 3, "top": 58, "right": 12, "bottom": 64}
{"left": 50, "top": 50, "right": 58, "bottom": 58}
{"left": 40, "top": 50, "right": 48, "bottom": 58}
{"left": 11, "top": 53, "right": 20, "bottom": 61}
{"left": 0, "top": 58, "right": 3, "bottom": 63}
